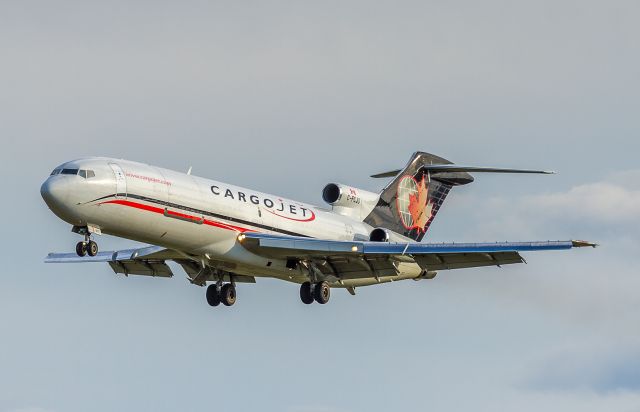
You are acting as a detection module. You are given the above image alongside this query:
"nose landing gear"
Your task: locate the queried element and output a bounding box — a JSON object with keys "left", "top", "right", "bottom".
{"left": 75, "top": 241, "right": 87, "bottom": 257}
{"left": 75, "top": 240, "right": 99, "bottom": 257}
{"left": 74, "top": 227, "right": 99, "bottom": 257}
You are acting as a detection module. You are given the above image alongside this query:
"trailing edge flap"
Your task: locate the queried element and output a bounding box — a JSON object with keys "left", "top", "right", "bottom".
{"left": 412, "top": 251, "right": 524, "bottom": 270}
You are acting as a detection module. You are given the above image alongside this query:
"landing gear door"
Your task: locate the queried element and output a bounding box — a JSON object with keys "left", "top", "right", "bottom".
{"left": 109, "top": 163, "right": 127, "bottom": 198}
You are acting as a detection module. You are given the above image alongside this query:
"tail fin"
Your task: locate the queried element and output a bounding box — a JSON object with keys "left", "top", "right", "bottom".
{"left": 363, "top": 152, "right": 551, "bottom": 242}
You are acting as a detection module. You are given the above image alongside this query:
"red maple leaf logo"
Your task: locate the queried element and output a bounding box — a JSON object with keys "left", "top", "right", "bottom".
{"left": 407, "top": 176, "right": 433, "bottom": 231}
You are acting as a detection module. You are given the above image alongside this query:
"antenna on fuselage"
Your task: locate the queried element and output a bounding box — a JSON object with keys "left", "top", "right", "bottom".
{"left": 187, "top": 166, "right": 192, "bottom": 175}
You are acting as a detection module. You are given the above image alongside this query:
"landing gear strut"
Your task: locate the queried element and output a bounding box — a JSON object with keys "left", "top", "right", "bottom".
{"left": 206, "top": 283, "right": 237, "bottom": 307}
{"left": 300, "top": 281, "right": 331, "bottom": 305}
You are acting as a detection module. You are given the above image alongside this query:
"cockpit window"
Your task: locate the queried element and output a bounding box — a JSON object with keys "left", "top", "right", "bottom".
{"left": 53, "top": 168, "right": 95, "bottom": 178}
{"left": 78, "top": 169, "right": 95, "bottom": 178}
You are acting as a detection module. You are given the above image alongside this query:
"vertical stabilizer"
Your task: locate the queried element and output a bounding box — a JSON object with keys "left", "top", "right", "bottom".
{"left": 364, "top": 152, "right": 473, "bottom": 242}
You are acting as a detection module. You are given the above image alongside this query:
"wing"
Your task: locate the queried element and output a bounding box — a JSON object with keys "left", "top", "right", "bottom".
{"left": 45, "top": 245, "right": 256, "bottom": 285}
{"left": 240, "top": 233, "right": 596, "bottom": 280}
{"left": 45, "top": 245, "right": 180, "bottom": 277}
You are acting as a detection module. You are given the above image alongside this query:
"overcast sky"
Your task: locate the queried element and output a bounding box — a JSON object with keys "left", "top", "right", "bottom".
{"left": 1, "top": 1, "right": 639, "bottom": 411}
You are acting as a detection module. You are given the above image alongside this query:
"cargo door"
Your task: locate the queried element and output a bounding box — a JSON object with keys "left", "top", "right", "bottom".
{"left": 109, "top": 163, "right": 127, "bottom": 198}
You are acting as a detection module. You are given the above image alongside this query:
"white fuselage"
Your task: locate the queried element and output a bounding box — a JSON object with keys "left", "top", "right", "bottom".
{"left": 41, "top": 157, "right": 423, "bottom": 286}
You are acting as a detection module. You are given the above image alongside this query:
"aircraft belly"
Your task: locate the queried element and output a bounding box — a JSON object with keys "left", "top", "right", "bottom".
{"left": 228, "top": 259, "right": 424, "bottom": 289}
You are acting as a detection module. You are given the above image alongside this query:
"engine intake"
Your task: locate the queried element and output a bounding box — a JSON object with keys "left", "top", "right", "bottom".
{"left": 322, "top": 183, "right": 342, "bottom": 205}
{"left": 369, "top": 228, "right": 390, "bottom": 242}
{"left": 321, "top": 183, "right": 380, "bottom": 220}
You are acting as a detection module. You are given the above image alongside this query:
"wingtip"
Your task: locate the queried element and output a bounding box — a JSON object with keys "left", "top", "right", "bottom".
{"left": 572, "top": 240, "right": 598, "bottom": 248}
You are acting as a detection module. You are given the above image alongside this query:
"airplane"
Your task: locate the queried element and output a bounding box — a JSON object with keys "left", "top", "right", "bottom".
{"left": 41, "top": 151, "right": 595, "bottom": 307}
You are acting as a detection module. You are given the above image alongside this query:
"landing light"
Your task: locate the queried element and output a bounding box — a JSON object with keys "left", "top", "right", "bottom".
{"left": 351, "top": 245, "right": 358, "bottom": 252}
{"left": 238, "top": 234, "right": 246, "bottom": 242}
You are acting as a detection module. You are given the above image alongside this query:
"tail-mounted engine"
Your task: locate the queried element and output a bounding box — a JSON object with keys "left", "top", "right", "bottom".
{"left": 368, "top": 227, "right": 411, "bottom": 243}
{"left": 369, "top": 228, "right": 390, "bottom": 242}
{"left": 322, "top": 183, "right": 379, "bottom": 220}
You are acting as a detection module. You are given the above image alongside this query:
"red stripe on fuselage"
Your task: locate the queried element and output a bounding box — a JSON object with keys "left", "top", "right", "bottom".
{"left": 99, "top": 199, "right": 254, "bottom": 233}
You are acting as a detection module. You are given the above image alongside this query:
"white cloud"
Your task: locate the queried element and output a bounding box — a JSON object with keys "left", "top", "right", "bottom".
{"left": 459, "top": 170, "right": 640, "bottom": 243}
{"left": 526, "top": 181, "right": 640, "bottom": 224}
{"left": 440, "top": 172, "right": 640, "bottom": 329}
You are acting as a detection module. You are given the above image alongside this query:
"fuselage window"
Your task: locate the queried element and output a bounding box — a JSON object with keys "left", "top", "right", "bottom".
{"left": 61, "top": 169, "right": 79, "bottom": 175}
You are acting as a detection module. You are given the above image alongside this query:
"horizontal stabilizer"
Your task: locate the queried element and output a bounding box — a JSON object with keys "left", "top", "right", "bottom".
{"left": 371, "top": 164, "right": 555, "bottom": 178}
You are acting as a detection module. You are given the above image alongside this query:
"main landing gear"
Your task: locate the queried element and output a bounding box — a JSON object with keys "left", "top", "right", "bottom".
{"left": 206, "top": 283, "right": 237, "bottom": 307}
{"left": 300, "top": 281, "right": 330, "bottom": 305}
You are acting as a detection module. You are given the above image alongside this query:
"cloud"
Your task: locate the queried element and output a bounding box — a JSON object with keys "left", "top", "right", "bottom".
{"left": 435, "top": 172, "right": 640, "bottom": 329}
{"left": 458, "top": 170, "right": 640, "bottom": 243}
{"left": 526, "top": 181, "right": 640, "bottom": 224}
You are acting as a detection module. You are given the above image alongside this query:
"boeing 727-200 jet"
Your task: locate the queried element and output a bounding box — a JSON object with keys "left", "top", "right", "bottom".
{"left": 41, "top": 151, "right": 595, "bottom": 307}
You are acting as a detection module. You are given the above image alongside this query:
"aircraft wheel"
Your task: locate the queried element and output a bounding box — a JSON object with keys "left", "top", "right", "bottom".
{"left": 76, "top": 241, "right": 87, "bottom": 257}
{"left": 220, "top": 284, "right": 237, "bottom": 307}
{"left": 206, "top": 284, "right": 221, "bottom": 307}
{"left": 300, "top": 282, "right": 314, "bottom": 304}
{"left": 313, "top": 281, "right": 330, "bottom": 304}
{"left": 87, "top": 240, "right": 99, "bottom": 257}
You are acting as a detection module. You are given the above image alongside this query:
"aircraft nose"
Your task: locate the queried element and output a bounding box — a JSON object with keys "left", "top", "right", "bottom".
{"left": 41, "top": 177, "right": 70, "bottom": 211}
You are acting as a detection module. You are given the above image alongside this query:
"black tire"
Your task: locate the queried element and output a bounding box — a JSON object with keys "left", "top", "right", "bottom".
{"left": 87, "top": 241, "right": 99, "bottom": 257}
{"left": 220, "top": 284, "right": 237, "bottom": 306}
{"left": 206, "top": 284, "right": 221, "bottom": 307}
{"left": 300, "top": 282, "right": 314, "bottom": 304}
{"left": 76, "top": 242, "right": 87, "bottom": 257}
{"left": 313, "top": 281, "right": 330, "bottom": 304}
